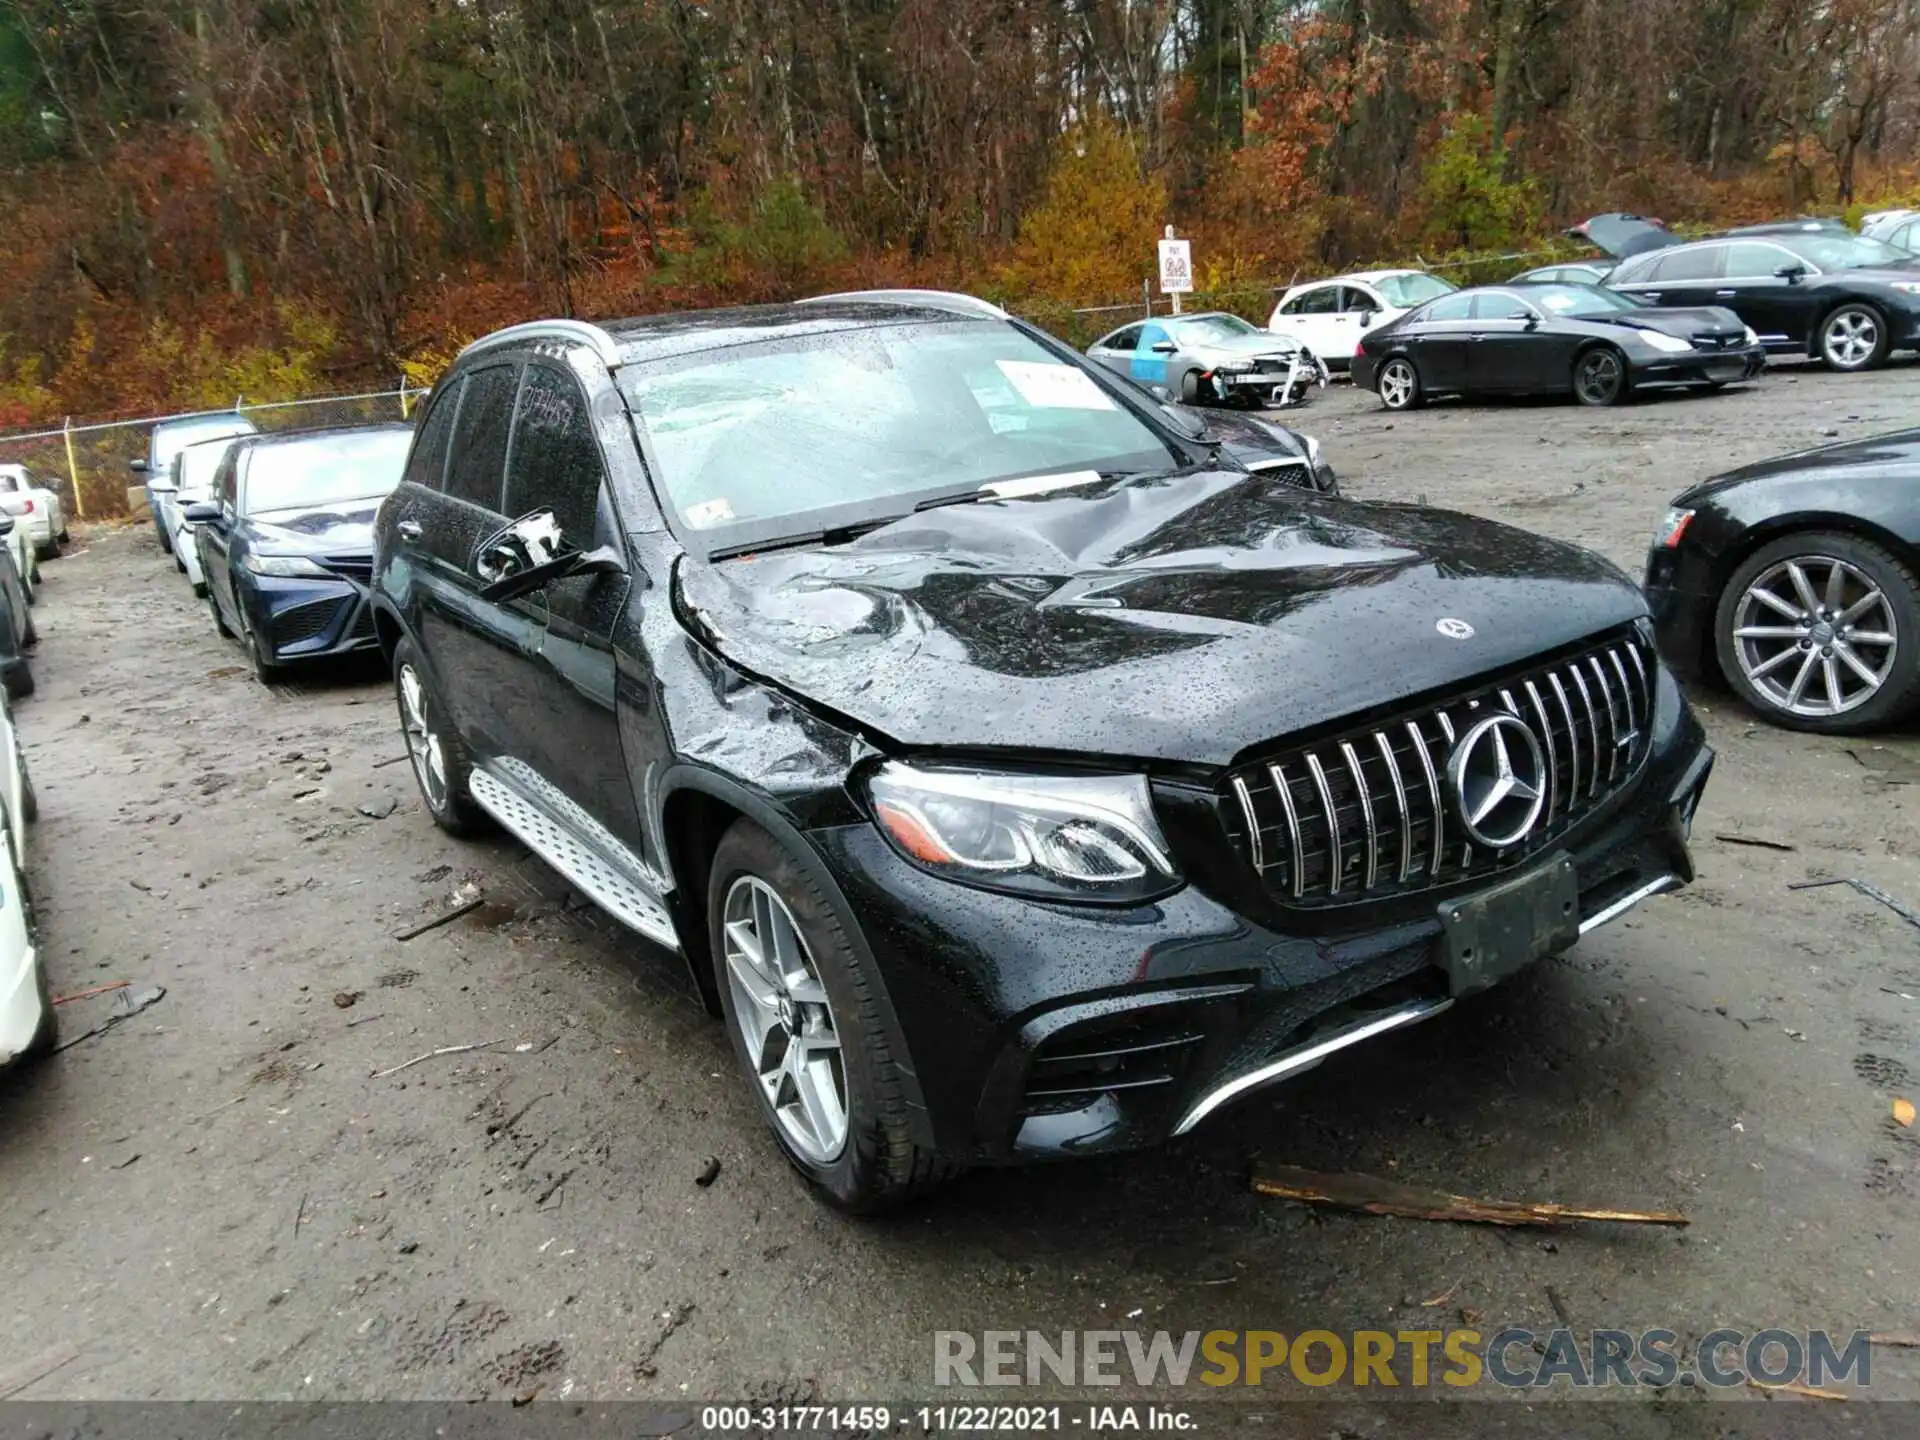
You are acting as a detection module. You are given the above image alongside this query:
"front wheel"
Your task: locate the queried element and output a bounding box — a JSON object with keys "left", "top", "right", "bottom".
{"left": 208, "top": 589, "right": 233, "bottom": 638}
{"left": 1377, "top": 356, "right": 1424, "bottom": 411}
{"left": 392, "top": 637, "right": 491, "bottom": 836}
{"left": 243, "top": 618, "right": 283, "bottom": 685}
{"left": 708, "top": 819, "right": 955, "bottom": 1212}
{"left": 1818, "top": 303, "right": 1890, "bottom": 372}
{"left": 1573, "top": 346, "right": 1630, "bottom": 406}
{"left": 1178, "top": 369, "right": 1201, "bottom": 404}
{"left": 1715, "top": 531, "right": 1920, "bottom": 733}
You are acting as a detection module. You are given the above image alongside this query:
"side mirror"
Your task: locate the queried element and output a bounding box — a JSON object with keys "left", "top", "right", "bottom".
{"left": 475, "top": 509, "right": 624, "bottom": 603}
{"left": 1356, "top": 309, "right": 1380, "bottom": 325}
{"left": 181, "top": 502, "right": 222, "bottom": 525}
{"left": 1775, "top": 263, "right": 1807, "bottom": 282}
{"left": 1149, "top": 340, "right": 1177, "bottom": 355}
{"left": 0, "top": 514, "right": 15, "bottom": 537}
{"left": 1157, "top": 402, "right": 1209, "bottom": 441}
{"left": 129, "top": 459, "right": 150, "bottom": 475}
{"left": 1508, "top": 309, "right": 1538, "bottom": 326}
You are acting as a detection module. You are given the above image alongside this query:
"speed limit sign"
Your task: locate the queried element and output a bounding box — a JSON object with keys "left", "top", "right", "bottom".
{"left": 1157, "top": 237, "right": 1193, "bottom": 294}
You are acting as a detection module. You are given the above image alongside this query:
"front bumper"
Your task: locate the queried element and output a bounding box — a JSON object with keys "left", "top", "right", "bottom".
{"left": 243, "top": 572, "right": 380, "bottom": 664}
{"left": 812, "top": 672, "right": 1712, "bottom": 1165}
{"left": 1642, "top": 540, "right": 1721, "bottom": 683}
{"left": 1631, "top": 343, "right": 1766, "bottom": 387}
{"left": 0, "top": 935, "right": 43, "bottom": 1067}
{"left": 1208, "top": 356, "right": 1330, "bottom": 406}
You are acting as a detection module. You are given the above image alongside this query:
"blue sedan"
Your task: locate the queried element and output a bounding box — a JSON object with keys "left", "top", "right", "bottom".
{"left": 187, "top": 425, "right": 412, "bottom": 682}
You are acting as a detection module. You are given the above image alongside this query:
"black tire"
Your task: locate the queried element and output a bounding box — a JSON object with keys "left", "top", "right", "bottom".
{"left": 20, "top": 756, "right": 37, "bottom": 824}
{"left": 391, "top": 636, "right": 491, "bottom": 836}
{"left": 1573, "top": 345, "right": 1630, "bottom": 406}
{"left": 4, "top": 661, "right": 33, "bottom": 701}
{"left": 1816, "top": 301, "right": 1890, "bottom": 372}
{"left": 21, "top": 605, "right": 36, "bottom": 648}
{"left": 22, "top": 955, "right": 57, "bottom": 1060}
{"left": 33, "top": 541, "right": 55, "bottom": 563}
{"left": 192, "top": 581, "right": 208, "bottom": 600}
{"left": 243, "top": 617, "right": 283, "bottom": 685}
{"left": 174, "top": 550, "right": 187, "bottom": 575}
{"left": 156, "top": 526, "right": 172, "bottom": 556}
{"left": 707, "top": 818, "right": 956, "bottom": 1212}
{"left": 1714, "top": 531, "right": 1920, "bottom": 734}
{"left": 209, "top": 590, "right": 234, "bottom": 638}
{"left": 1177, "top": 368, "right": 1201, "bottom": 405}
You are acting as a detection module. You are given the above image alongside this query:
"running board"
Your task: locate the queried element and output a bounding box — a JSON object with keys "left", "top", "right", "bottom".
{"left": 468, "top": 764, "right": 680, "bottom": 951}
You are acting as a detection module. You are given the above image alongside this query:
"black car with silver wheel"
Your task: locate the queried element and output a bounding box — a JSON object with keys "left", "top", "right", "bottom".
{"left": 1351, "top": 284, "right": 1763, "bottom": 410}
{"left": 1603, "top": 232, "right": 1920, "bottom": 372}
{"left": 371, "top": 292, "right": 1712, "bottom": 1212}
{"left": 1645, "top": 429, "right": 1920, "bottom": 733}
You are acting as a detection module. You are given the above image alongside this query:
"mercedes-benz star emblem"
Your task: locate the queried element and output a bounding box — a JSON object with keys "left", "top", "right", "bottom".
{"left": 1435, "top": 617, "right": 1475, "bottom": 640}
{"left": 1446, "top": 714, "right": 1548, "bottom": 848}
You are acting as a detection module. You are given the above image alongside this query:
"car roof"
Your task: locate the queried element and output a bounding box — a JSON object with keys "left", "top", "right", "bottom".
{"left": 234, "top": 422, "right": 413, "bottom": 453}
{"left": 153, "top": 413, "right": 258, "bottom": 437}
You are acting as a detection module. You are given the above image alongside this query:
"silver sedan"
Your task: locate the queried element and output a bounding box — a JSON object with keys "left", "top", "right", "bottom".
{"left": 1086, "top": 311, "right": 1329, "bottom": 408}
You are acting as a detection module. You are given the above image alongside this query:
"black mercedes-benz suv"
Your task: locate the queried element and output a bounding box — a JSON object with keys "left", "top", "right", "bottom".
{"left": 370, "top": 290, "right": 1714, "bottom": 1211}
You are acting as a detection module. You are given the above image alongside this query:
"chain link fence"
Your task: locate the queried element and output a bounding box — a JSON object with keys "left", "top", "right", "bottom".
{"left": 0, "top": 385, "right": 427, "bottom": 523}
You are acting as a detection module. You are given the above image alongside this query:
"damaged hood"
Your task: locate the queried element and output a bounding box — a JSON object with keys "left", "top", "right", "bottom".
{"left": 248, "top": 499, "right": 384, "bottom": 554}
{"left": 676, "top": 472, "right": 1646, "bottom": 766}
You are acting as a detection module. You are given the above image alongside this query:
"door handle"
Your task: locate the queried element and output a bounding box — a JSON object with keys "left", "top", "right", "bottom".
{"left": 396, "top": 520, "right": 423, "bottom": 542}
{"left": 1714, "top": 289, "right": 1736, "bottom": 297}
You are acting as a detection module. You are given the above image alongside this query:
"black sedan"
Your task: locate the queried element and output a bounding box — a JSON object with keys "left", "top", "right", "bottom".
{"left": 1645, "top": 430, "right": 1920, "bottom": 733}
{"left": 185, "top": 425, "right": 411, "bottom": 682}
{"left": 1352, "top": 283, "right": 1764, "bottom": 410}
{"left": 1605, "top": 231, "right": 1920, "bottom": 371}
{"left": 1509, "top": 261, "right": 1613, "bottom": 285}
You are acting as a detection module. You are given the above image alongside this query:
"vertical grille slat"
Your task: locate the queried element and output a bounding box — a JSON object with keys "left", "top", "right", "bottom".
{"left": 1304, "top": 753, "right": 1342, "bottom": 895}
{"left": 1224, "top": 630, "right": 1657, "bottom": 908}
{"left": 1266, "top": 763, "right": 1305, "bottom": 899}
{"left": 1377, "top": 731, "right": 1413, "bottom": 884}
{"left": 1341, "top": 741, "right": 1379, "bottom": 892}
{"left": 1569, "top": 664, "right": 1602, "bottom": 799}
{"left": 1524, "top": 679, "right": 1559, "bottom": 821}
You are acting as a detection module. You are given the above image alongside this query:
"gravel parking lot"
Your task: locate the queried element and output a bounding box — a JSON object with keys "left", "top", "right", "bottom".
{"left": 3, "top": 359, "right": 1918, "bottom": 1412}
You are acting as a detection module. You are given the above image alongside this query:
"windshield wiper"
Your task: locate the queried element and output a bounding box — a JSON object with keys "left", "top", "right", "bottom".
{"left": 706, "top": 517, "right": 897, "bottom": 561}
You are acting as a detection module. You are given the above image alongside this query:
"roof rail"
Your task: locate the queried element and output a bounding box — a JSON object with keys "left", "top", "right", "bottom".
{"left": 457, "top": 319, "right": 623, "bottom": 368}
{"left": 798, "top": 288, "right": 1009, "bottom": 320}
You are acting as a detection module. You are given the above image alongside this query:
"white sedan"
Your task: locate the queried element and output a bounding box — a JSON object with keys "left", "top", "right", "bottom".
{"left": 0, "top": 688, "right": 48, "bottom": 1068}
{"left": 1268, "top": 268, "right": 1459, "bottom": 372}
{"left": 0, "top": 464, "right": 67, "bottom": 561}
{"left": 154, "top": 435, "right": 245, "bottom": 594}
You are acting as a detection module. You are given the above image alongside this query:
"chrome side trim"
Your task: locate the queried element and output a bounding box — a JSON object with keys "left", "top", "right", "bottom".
{"left": 459, "top": 320, "right": 622, "bottom": 368}
{"left": 1578, "top": 874, "right": 1681, "bottom": 935}
{"left": 1342, "top": 740, "right": 1378, "bottom": 892}
{"left": 1406, "top": 719, "right": 1444, "bottom": 879}
{"left": 1377, "top": 731, "right": 1412, "bottom": 884}
{"left": 1172, "top": 997, "right": 1454, "bottom": 1135}
{"left": 1305, "top": 753, "right": 1341, "bottom": 894}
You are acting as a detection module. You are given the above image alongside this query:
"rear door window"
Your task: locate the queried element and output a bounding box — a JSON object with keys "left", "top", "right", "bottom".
{"left": 442, "top": 364, "right": 519, "bottom": 512}
{"left": 1419, "top": 293, "right": 1474, "bottom": 322}
{"left": 403, "top": 381, "right": 462, "bottom": 492}
{"left": 503, "top": 364, "right": 607, "bottom": 545}
{"left": 1650, "top": 247, "right": 1723, "bottom": 282}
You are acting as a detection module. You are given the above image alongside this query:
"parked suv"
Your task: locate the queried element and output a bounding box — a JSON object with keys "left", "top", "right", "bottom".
{"left": 371, "top": 291, "right": 1714, "bottom": 1210}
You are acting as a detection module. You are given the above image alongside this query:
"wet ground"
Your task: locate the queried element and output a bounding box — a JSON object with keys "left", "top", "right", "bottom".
{"left": 2, "top": 358, "right": 1918, "bottom": 1415}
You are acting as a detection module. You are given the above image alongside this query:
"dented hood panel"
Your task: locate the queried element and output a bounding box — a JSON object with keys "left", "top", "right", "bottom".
{"left": 676, "top": 472, "right": 1646, "bottom": 766}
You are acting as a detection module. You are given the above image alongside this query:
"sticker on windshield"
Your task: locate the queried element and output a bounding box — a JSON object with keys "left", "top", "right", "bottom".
{"left": 685, "top": 496, "right": 735, "bottom": 528}
{"left": 1541, "top": 293, "right": 1578, "bottom": 311}
{"left": 994, "top": 361, "right": 1116, "bottom": 411}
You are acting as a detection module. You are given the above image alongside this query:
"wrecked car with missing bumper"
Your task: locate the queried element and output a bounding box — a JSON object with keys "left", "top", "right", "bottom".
{"left": 370, "top": 290, "right": 1713, "bottom": 1211}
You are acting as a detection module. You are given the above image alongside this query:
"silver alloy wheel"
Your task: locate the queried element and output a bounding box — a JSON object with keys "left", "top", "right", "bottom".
{"left": 1732, "top": 555, "right": 1898, "bottom": 717}
{"left": 1822, "top": 307, "right": 1880, "bottom": 369}
{"left": 1575, "top": 349, "right": 1623, "bottom": 404}
{"left": 722, "top": 875, "right": 848, "bottom": 1164}
{"left": 1379, "top": 359, "right": 1415, "bottom": 408}
{"left": 398, "top": 663, "right": 449, "bottom": 810}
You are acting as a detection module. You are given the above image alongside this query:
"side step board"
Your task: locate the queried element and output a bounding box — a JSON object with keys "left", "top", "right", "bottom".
{"left": 468, "top": 761, "right": 680, "bottom": 952}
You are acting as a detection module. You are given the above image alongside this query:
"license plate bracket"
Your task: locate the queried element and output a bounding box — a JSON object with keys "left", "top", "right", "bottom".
{"left": 1437, "top": 853, "right": 1580, "bottom": 996}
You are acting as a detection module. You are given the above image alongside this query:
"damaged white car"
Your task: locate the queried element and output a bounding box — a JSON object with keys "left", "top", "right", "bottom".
{"left": 1086, "top": 311, "right": 1329, "bottom": 408}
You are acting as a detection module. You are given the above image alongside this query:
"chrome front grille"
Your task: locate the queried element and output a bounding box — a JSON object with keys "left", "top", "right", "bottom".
{"left": 1222, "top": 631, "right": 1656, "bottom": 907}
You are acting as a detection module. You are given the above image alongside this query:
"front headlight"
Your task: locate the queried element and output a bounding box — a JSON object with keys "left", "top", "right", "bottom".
{"left": 243, "top": 553, "right": 331, "bottom": 578}
{"left": 866, "top": 762, "right": 1180, "bottom": 902}
{"left": 1638, "top": 331, "right": 1694, "bottom": 354}
{"left": 1304, "top": 434, "right": 1325, "bottom": 470}
{"left": 1652, "top": 506, "right": 1694, "bottom": 549}
{"left": 1742, "top": 326, "right": 1759, "bottom": 345}
{"left": 1214, "top": 359, "right": 1254, "bottom": 374}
